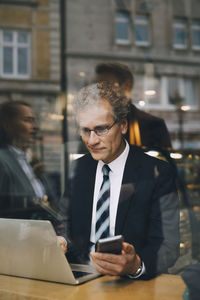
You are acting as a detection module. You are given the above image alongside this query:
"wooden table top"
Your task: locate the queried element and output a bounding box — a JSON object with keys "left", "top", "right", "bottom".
{"left": 0, "top": 273, "right": 186, "bottom": 300}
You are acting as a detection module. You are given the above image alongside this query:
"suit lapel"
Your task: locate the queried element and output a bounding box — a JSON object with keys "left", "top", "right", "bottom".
{"left": 115, "top": 147, "right": 142, "bottom": 235}
{"left": 84, "top": 161, "right": 97, "bottom": 235}
{"left": 75, "top": 156, "right": 97, "bottom": 242}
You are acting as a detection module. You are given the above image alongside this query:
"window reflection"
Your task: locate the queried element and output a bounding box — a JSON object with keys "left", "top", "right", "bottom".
{"left": 0, "top": 0, "right": 200, "bottom": 293}
{"left": 191, "top": 20, "right": 200, "bottom": 50}
{"left": 115, "top": 12, "right": 131, "bottom": 45}
{"left": 1, "top": 30, "right": 30, "bottom": 78}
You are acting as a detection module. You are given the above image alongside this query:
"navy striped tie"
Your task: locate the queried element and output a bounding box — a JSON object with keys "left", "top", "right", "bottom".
{"left": 95, "top": 164, "right": 111, "bottom": 242}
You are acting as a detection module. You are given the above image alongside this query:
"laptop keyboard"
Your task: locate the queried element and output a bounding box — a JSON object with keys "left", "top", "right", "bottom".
{"left": 72, "top": 270, "right": 92, "bottom": 278}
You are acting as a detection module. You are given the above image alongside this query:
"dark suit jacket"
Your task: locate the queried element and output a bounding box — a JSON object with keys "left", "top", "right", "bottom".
{"left": 60, "top": 145, "right": 179, "bottom": 279}
{"left": 0, "top": 147, "right": 58, "bottom": 220}
{"left": 125, "top": 104, "right": 172, "bottom": 149}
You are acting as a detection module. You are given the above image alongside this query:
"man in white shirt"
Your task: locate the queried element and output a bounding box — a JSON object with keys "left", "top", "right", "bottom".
{"left": 59, "top": 82, "right": 179, "bottom": 279}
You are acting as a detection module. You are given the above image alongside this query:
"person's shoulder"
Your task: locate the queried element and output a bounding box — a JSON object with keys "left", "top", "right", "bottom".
{"left": 130, "top": 103, "right": 165, "bottom": 124}
{"left": 71, "top": 153, "right": 97, "bottom": 170}
{"left": 0, "top": 147, "right": 11, "bottom": 160}
{"left": 129, "top": 145, "right": 171, "bottom": 169}
{"left": 0, "top": 147, "right": 13, "bottom": 171}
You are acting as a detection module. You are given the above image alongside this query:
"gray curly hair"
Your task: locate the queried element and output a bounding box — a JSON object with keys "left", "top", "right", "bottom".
{"left": 74, "top": 81, "right": 131, "bottom": 123}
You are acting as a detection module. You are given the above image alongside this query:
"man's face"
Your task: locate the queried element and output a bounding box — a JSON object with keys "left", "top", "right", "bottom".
{"left": 9, "top": 105, "right": 37, "bottom": 149}
{"left": 78, "top": 99, "right": 128, "bottom": 164}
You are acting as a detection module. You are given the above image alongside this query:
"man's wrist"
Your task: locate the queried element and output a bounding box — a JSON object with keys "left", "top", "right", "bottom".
{"left": 132, "top": 260, "right": 143, "bottom": 276}
{"left": 127, "top": 255, "right": 145, "bottom": 279}
{"left": 127, "top": 260, "right": 145, "bottom": 278}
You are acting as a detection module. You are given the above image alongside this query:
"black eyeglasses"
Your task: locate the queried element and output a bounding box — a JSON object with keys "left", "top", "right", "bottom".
{"left": 80, "top": 120, "right": 117, "bottom": 137}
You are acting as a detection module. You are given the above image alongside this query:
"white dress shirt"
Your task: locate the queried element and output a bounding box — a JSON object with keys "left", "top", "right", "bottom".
{"left": 89, "top": 140, "right": 146, "bottom": 278}
{"left": 90, "top": 140, "right": 130, "bottom": 246}
{"left": 9, "top": 146, "right": 45, "bottom": 201}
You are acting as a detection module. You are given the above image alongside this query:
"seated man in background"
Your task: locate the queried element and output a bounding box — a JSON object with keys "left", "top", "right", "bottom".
{"left": 59, "top": 82, "right": 179, "bottom": 279}
{"left": 0, "top": 100, "right": 58, "bottom": 222}
{"left": 95, "top": 62, "right": 172, "bottom": 150}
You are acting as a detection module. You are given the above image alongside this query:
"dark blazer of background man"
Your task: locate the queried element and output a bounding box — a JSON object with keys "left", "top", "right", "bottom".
{"left": 0, "top": 100, "right": 58, "bottom": 220}
{"left": 59, "top": 82, "right": 179, "bottom": 279}
{"left": 95, "top": 62, "right": 172, "bottom": 150}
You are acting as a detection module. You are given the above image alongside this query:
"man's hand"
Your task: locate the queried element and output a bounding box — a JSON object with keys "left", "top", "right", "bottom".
{"left": 57, "top": 236, "right": 67, "bottom": 254}
{"left": 90, "top": 242, "right": 141, "bottom": 276}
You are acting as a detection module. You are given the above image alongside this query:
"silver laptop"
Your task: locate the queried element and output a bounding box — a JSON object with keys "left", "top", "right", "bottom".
{"left": 0, "top": 218, "right": 100, "bottom": 285}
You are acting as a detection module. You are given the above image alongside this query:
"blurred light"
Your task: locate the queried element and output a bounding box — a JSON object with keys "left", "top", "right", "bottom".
{"left": 170, "top": 153, "right": 183, "bottom": 159}
{"left": 138, "top": 100, "right": 146, "bottom": 107}
{"left": 144, "top": 90, "right": 156, "bottom": 96}
{"left": 69, "top": 154, "right": 84, "bottom": 161}
{"left": 145, "top": 150, "right": 159, "bottom": 157}
{"left": 67, "top": 93, "right": 75, "bottom": 101}
{"left": 181, "top": 105, "right": 191, "bottom": 111}
{"left": 180, "top": 243, "right": 185, "bottom": 249}
{"left": 193, "top": 206, "right": 200, "bottom": 212}
{"left": 79, "top": 72, "right": 85, "bottom": 77}
{"left": 48, "top": 114, "right": 64, "bottom": 120}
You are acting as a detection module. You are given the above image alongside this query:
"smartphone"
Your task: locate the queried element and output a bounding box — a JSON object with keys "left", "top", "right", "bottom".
{"left": 95, "top": 235, "right": 124, "bottom": 254}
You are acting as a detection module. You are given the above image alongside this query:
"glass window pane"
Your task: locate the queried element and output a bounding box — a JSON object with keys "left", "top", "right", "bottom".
{"left": 134, "top": 15, "right": 149, "bottom": 45}
{"left": 174, "top": 28, "right": 186, "bottom": 45}
{"left": 3, "top": 30, "right": 13, "bottom": 43}
{"left": 182, "top": 79, "right": 196, "bottom": 106}
{"left": 144, "top": 77, "right": 160, "bottom": 105}
{"left": 191, "top": 21, "right": 200, "bottom": 49}
{"left": 18, "top": 48, "right": 28, "bottom": 74}
{"left": 116, "top": 22, "right": 129, "bottom": 40}
{"left": 3, "top": 46, "right": 13, "bottom": 74}
{"left": 192, "top": 30, "right": 200, "bottom": 47}
{"left": 173, "top": 19, "right": 187, "bottom": 48}
{"left": 168, "top": 77, "right": 178, "bottom": 105}
{"left": 18, "top": 31, "right": 28, "bottom": 44}
{"left": 115, "top": 12, "right": 130, "bottom": 43}
{"left": 135, "top": 24, "right": 148, "bottom": 42}
{"left": 167, "top": 77, "right": 197, "bottom": 107}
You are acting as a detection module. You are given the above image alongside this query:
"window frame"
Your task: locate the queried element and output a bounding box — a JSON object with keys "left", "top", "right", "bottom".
{"left": 0, "top": 29, "right": 31, "bottom": 79}
{"left": 191, "top": 20, "right": 200, "bottom": 51}
{"left": 133, "top": 75, "right": 199, "bottom": 111}
{"left": 115, "top": 11, "right": 131, "bottom": 45}
{"left": 173, "top": 18, "right": 188, "bottom": 50}
{"left": 134, "top": 14, "right": 150, "bottom": 47}
{"left": 163, "top": 76, "right": 198, "bottom": 109}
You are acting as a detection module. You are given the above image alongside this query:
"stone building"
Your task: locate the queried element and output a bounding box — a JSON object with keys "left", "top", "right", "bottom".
{"left": 1, "top": 0, "right": 200, "bottom": 178}
{"left": 0, "top": 0, "right": 62, "bottom": 173}
{"left": 65, "top": 0, "right": 200, "bottom": 150}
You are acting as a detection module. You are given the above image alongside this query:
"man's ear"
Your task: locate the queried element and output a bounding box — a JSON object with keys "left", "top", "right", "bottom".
{"left": 122, "top": 80, "right": 132, "bottom": 99}
{"left": 121, "top": 119, "right": 128, "bottom": 135}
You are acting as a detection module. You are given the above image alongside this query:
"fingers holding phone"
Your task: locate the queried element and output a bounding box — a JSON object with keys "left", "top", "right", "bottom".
{"left": 90, "top": 236, "right": 140, "bottom": 276}
{"left": 95, "top": 235, "right": 124, "bottom": 254}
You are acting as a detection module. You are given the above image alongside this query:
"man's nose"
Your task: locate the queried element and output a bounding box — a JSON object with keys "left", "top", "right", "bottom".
{"left": 88, "top": 131, "right": 100, "bottom": 144}
{"left": 32, "top": 122, "right": 39, "bottom": 135}
{"left": 32, "top": 121, "right": 37, "bottom": 130}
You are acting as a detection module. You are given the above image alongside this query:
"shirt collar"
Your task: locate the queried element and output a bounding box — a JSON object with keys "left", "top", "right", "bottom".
{"left": 9, "top": 145, "right": 26, "bottom": 159}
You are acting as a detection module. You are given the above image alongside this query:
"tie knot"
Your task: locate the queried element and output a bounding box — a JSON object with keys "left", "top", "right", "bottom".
{"left": 102, "top": 164, "right": 110, "bottom": 176}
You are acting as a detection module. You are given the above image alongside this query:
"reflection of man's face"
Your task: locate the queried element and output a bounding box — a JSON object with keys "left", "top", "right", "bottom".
{"left": 9, "top": 105, "right": 37, "bottom": 150}
{"left": 78, "top": 98, "right": 127, "bottom": 164}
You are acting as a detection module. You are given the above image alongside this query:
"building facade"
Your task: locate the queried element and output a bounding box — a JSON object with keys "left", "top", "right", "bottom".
{"left": 0, "top": 0, "right": 62, "bottom": 173}
{"left": 66, "top": 0, "right": 200, "bottom": 150}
